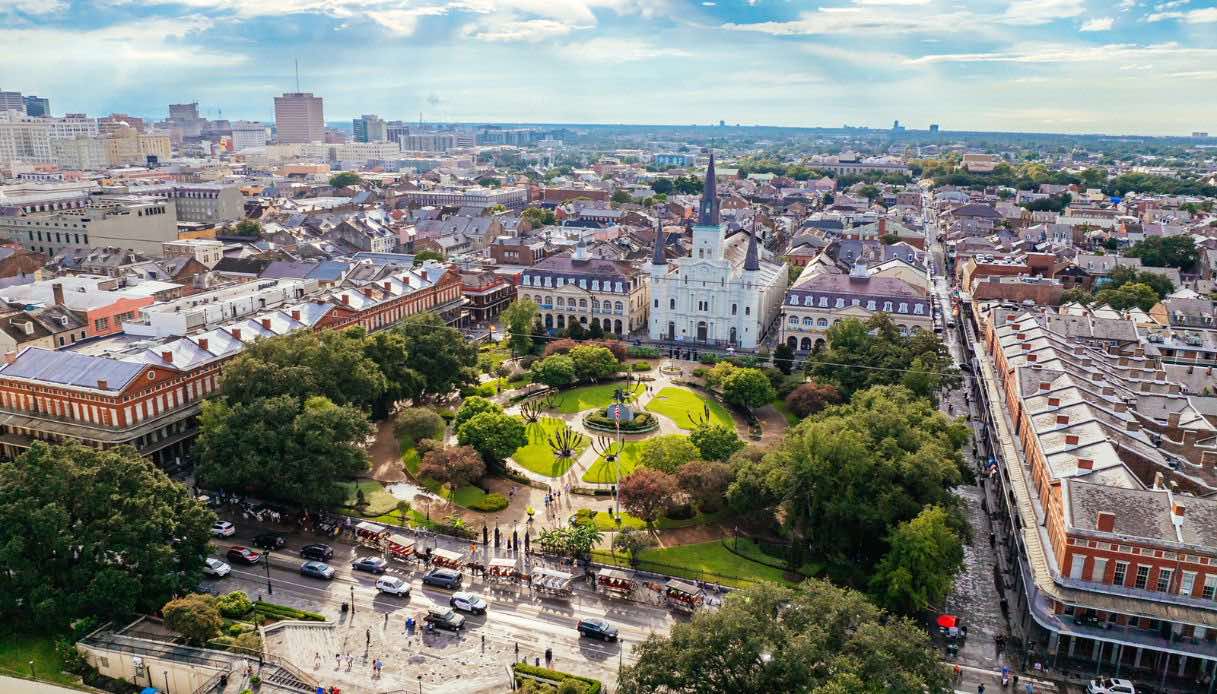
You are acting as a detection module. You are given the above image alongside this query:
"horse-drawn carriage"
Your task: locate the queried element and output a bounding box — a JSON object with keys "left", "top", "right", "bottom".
{"left": 664, "top": 579, "right": 705, "bottom": 614}
{"left": 532, "top": 568, "right": 575, "bottom": 599}
{"left": 354, "top": 521, "right": 390, "bottom": 550}
{"left": 596, "top": 568, "right": 636, "bottom": 600}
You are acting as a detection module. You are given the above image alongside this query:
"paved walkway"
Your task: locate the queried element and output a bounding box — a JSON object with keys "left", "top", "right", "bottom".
{"left": 0, "top": 677, "right": 84, "bottom": 694}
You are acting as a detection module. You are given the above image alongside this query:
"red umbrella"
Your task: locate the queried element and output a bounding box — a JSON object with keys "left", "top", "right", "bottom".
{"left": 937, "top": 614, "right": 958, "bottom": 629}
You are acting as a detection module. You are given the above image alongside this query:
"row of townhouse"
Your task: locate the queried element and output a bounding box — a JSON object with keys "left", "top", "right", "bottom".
{"left": 0, "top": 261, "right": 466, "bottom": 468}
{"left": 977, "top": 303, "right": 1217, "bottom": 685}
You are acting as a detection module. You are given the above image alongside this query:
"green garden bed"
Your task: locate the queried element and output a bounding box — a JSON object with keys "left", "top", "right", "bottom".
{"left": 582, "top": 441, "right": 642, "bottom": 484}
{"left": 550, "top": 382, "right": 643, "bottom": 414}
{"left": 512, "top": 417, "right": 587, "bottom": 477}
{"left": 0, "top": 631, "right": 80, "bottom": 687}
{"left": 645, "top": 386, "right": 734, "bottom": 431}
{"left": 337, "top": 479, "right": 400, "bottom": 517}
{"left": 592, "top": 538, "right": 802, "bottom": 588}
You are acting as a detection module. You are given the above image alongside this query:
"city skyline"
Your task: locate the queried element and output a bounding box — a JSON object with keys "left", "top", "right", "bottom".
{"left": 1, "top": 0, "right": 1215, "bottom": 135}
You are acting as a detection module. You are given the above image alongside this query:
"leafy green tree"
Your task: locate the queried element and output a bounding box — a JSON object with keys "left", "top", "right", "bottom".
{"left": 727, "top": 385, "right": 969, "bottom": 582}
{"left": 619, "top": 468, "right": 678, "bottom": 523}
{"left": 362, "top": 329, "right": 423, "bottom": 419}
{"left": 721, "top": 367, "right": 776, "bottom": 410}
{"left": 329, "top": 172, "right": 362, "bottom": 188}
{"left": 612, "top": 527, "right": 654, "bottom": 565}
{"left": 651, "top": 178, "right": 674, "bottom": 195}
{"left": 163, "top": 594, "right": 224, "bottom": 646}
{"left": 456, "top": 412, "right": 528, "bottom": 469}
{"left": 676, "top": 460, "right": 734, "bottom": 512}
{"left": 869, "top": 505, "right": 965, "bottom": 616}
{"left": 502, "top": 298, "right": 539, "bottom": 356}
{"left": 569, "top": 345, "right": 618, "bottom": 382}
{"left": 453, "top": 395, "right": 502, "bottom": 429}
{"left": 0, "top": 443, "right": 214, "bottom": 630}
{"left": 530, "top": 355, "right": 576, "bottom": 387}
{"left": 639, "top": 435, "right": 700, "bottom": 474}
{"left": 773, "top": 342, "right": 795, "bottom": 375}
{"left": 413, "top": 249, "right": 445, "bottom": 263}
{"left": 1126, "top": 235, "right": 1199, "bottom": 270}
{"left": 220, "top": 330, "right": 387, "bottom": 411}
{"left": 857, "top": 184, "right": 880, "bottom": 203}
{"left": 234, "top": 219, "right": 262, "bottom": 237}
{"left": 611, "top": 190, "right": 633, "bottom": 204}
{"left": 1106, "top": 265, "right": 1174, "bottom": 297}
{"left": 197, "top": 395, "right": 372, "bottom": 506}
{"left": 784, "top": 381, "right": 842, "bottom": 418}
{"left": 395, "top": 313, "right": 479, "bottom": 399}
{"left": 521, "top": 207, "right": 556, "bottom": 227}
{"left": 1059, "top": 288, "right": 1094, "bottom": 306}
{"left": 618, "top": 582, "right": 949, "bottom": 694}
{"left": 1093, "top": 282, "right": 1161, "bottom": 311}
{"left": 689, "top": 424, "right": 744, "bottom": 462}
{"left": 809, "top": 315, "right": 960, "bottom": 401}
{"left": 418, "top": 445, "right": 485, "bottom": 489}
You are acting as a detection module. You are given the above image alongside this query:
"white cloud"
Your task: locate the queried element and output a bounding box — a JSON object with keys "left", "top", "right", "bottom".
{"left": 701, "top": 1, "right": 715, "bottom": 5}
{"left": 462, "top": 17, "right": 584, "bottom": 41}
{"left": 369, "top": 6, "right": 451, "bottom": 35}
{"left": 1079, "top": 16, "right": 1114, "bottom": 30}
{"left": 1118, "top": 0, "right": 1137, "bottom": 8}
{"left": 1001, "top": 0, "right": 1085, "bottom": 26}
{"left": 557, "top": 37, "right": 690, "bottom": 63}
{"left": 907, "top": 41, "right": 1217, "bottom": 65}
{"left": 0, "top": 16, "right": 243, "bottom": 67}
{"left": 724, "top": 4, "right": 975, "bottom": 35}
{"left": 0, "top": 0, "right": 66, "bottom": 13}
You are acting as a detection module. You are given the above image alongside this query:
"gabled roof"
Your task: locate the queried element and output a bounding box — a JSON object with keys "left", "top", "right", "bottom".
{"left": 0, "top": 347, "right": 147, "bottom": 392}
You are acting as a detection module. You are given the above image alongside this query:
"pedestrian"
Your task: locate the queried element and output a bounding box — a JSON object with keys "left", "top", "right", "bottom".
{"left": 384, "top": 612, "right": 388, "bottom": 628}
{"left": 314, "top": 653, "right": 321, "bottom": 670}
{"left": 346, "top": 655, "right": 353, "bottom": 671}
{"left": 535, "top": 657, "right": 541, "bottom": 667}
{"left": 545, "top": 647, "right": 553, "bottom": 667}
{"left": 1024, "top": 684, "right": 1034, "bottom": 694}
{"left": 366, "top": 628, "right": 371, "bottom": 647}
{"left": 977, "top": 685, "right": 984, "bottom": 694}
{"left": 514, "top": 642, "right": 519, "bottom": 659}
{"left": 952, "top": 663, "right": 961, "bottom": 681}
{"left": 335, "top": 653, "right": 341, "bottom": 669}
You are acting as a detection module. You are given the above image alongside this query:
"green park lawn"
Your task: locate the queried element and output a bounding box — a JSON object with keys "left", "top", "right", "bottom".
{"left": 338, "top": 479, "right": 401, "bottom": 517}
{"left": 585, "top": 507, "right": 726, "bottom": 532}
{"left": 0, "top": 631, "right": 80, "bottom": 687}
{"left": 513, "top": 417, "right": 587, "bottom": 477}
{"left": 645, "top": 386, "right": 734, "bottom": 431}
{"left": 550, "top": 382, "right": 643, "bottom": 414}
{"left": 593, "top": 537, "right": 808, "bottom": 589}
{"left": 772, "top": 398, "right": 799, "bottom": 426}
{"left": 582, "top": 440, "right": 642, "bottom": 484}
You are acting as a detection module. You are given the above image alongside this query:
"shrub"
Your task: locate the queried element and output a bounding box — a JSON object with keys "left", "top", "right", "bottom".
{"left": 786, "top": 381, "right": 843, "bottom": 418}
{"left": 495, "top": 363, "right": 513, "bottom": 378}
{"left": 520, "top": 355, "right": 539, "bottom": 369}
{"left": 436, "top": 408, "right": 456, "bottom": 423}
{"left": 394, "top": 408, "right": 444, "bottom": 445}
{"left": 691, "top": 367, "right": 709, "bottom": 378}
{"left": 227, "top": 622, "right": 255, "bottom": 637}
{"left": 698, "top": 353, "right": 720, "bottom": 365}
{"left": 583, "top": 411, "right": 657, "bottom": 432}
{"left": 630, "top": 361, "right": 652, "bottom": 372}
{"left": 544, "top": 338, "right": 579, "bottom": 356}
{"left": 573, "top": 508, "right": 599, "bottom": 526}
{"left": 512, "top": 663, "right": 603, "bottom": 694}
{"left": 665, "top": 503, "right": 696, "bottom": 520}
{"left": 468, "top": 493, "right": 510, "bottom": 512}
{"left": 216, "top": 591, "right": 253, "bottom": 619}
{"left": 627, "top": 345, "right": 661, "bottom": 358}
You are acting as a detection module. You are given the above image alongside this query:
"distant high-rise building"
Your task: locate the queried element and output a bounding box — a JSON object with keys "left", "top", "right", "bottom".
{"left": 23, "top": 96, "right": 49, "bottom": 117}
{"left": 169, "top": 102, "right": 199, "bottom": 123}
{"left": 386, "top": 121, "right": 410, "bottom": 147}
{"left": 273, "top": 92, "right": 324, "bottom": 144}
{"left": 929, "top": 123, "right": 940, "bottom": 133}
{"left": 230, "top": 121, "right": 268, "bottom": 151}
{"left": 353, "top": 114, "right": 386, "bottom": 143}
{"left": 1193, "top": 131, "right": 1210, "bottom": 138}
{"left": 0, "top": 89, "right": 25, "bottom": 114}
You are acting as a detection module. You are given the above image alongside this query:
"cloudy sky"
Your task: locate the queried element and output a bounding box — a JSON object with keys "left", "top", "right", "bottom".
{"left": 2, "top": 0, "right": 1215, "bottom": 134}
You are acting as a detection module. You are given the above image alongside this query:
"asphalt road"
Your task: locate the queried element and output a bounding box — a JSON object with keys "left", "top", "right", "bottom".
{"left": 203, "top": 524, "right": 674, "bottom": 685}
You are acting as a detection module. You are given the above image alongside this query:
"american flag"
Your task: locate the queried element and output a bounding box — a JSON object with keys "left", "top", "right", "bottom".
{"left": 614, "top": 404, "right": 621, "bottom": 431}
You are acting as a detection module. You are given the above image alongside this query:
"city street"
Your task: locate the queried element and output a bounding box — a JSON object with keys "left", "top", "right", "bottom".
{"left": 204, "top": 523, "right": 674, "bottom": 692}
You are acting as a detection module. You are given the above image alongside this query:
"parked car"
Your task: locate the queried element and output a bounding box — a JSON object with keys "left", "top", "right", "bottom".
{"left": 211, "top": 521, "right": 235, "bottom": 537}
{"left": 300, "top": 561, "right": 336, "bottom": 580}
{"left": 422, "top": 569, "right": 462, "bottom": 590}
{"left": 376, "top": 576, "right": 411, "bottom": 597}
{"left": 424, "top": 608, "right": 465, "bottom": 631}
{"left": 1088, "top": 678, "right": 1135, "bottom": 694}
{"left": 450, "top": 592, "right": 487, "bottom": 615}
{"left": 252, "top": 533, "right": 286, "bottom": 550}
{"left": 202, "top": 558, "right": 231, "bottom": 578}
{"left": 225, "top": 546, "right": 262, "bottom": 565}
{"left": 352, "top": 556, "right": 389, "bottom": 574}
{"left": 577, "top": 618, "right": 619, "bottom": 641}
{"left": 301, "top": 544, "right": 334, "bottom": 561}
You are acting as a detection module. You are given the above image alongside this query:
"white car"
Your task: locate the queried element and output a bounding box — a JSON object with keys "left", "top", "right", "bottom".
{"left": 376, "top": 576, "right": 411, "bottom": 597}
{"left": 211, "top": 521, "right": 236, "bottom": 537}
{"left": 203, "top": 558, "right": 231, "bottom": 578}
{"left": 450, "top": 591, "right": 487, "bottom": 615}
{"left": 1087, "top": 678, "right": 1135, "bottom": 694}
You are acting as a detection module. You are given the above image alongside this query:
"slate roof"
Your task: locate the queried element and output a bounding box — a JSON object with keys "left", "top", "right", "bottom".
{"left": 0, "top": 347, "right": 146, "bottom": 392}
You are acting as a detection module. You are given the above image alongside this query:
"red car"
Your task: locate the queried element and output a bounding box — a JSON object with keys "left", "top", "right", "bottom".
{"left": 226, "top": 546, "right": 262, "bottom": 565}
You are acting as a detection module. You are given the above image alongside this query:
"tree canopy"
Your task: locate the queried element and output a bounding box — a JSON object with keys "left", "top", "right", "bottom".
{"left": 689, "top": 424, "right": 744, "bottom": 462}
{"left": 502, "top": 298, "right": 539, "bottom": 356}
{"left": 0, "top": 443, "right": 214, "bottom": 630}
{"left": 521, "top": 207, "right": 557, "bottom": 227}
{"left": 219, "top": 330, "right": 387, "bottom": 411}
{"left": 639, "top": 434, "right": 701, "bottom": 474}
{"left": 721, "top": 367, "right": 777, "bottom": 409}
{"left": 329, "top": 172, "right": 362, "bottom": 188}
{"left": 618, "top": 581, "right": 949, "bottom": 694}
{"left": 393, "top": 313, "right": 479, "bottom": 400}
{"left": 869, "top": 505, "right": 965, "bottom": 616}
{"left": 1126, "top": 235, "right": 1199, "bottom": 270}
{"left": 808, "top": 315, "right": 960, "bottom": 402}
{"left": 457, "top": 411, "right": 528, "bottom": 468}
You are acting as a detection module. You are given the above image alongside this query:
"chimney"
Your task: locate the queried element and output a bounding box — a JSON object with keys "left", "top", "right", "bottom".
{"left": 341, "top": 294, "right": 350, "bottom": 305}
{"left": 291, "top": 309, "right": 301, "bottom": 321}
{"left": 198, "top": 338, "right": 209, "bottom": 352}
{"left": 1048, "top": 397, "right": 1060, "bottom": 406}
{"left": 1114, "top": 402, "right": 1127, "bottom": 413}
{"left": 1202, "top": 451, "right": 1217, "bottom": 472}
{"left": 1155, "top": 370, "right": 1166, "bottom": 381}
{"left": 1125, "top": 420, "right": 1139, "bottom": 432}
{"left": 1077, "top": 458, "right": 1095, "bottom": 470}
{"left": 231, "top": 328, "right": 241, "bottom": 341}
{"left": 1056, "top": 415, "right": 1069, "bottom": 425}
{"left": 383, "top": 281, "right": 392, "bottom": 291}
{"left": 1173, "top": 504, "right": 1186, "bottom": 518}
{"left": 261, "top": 318, "right": 271, "bottom": 330}
{"left": 161, "top": 350, "right": 173, "bottom": 363}
{"left": 97, "top": 378, "right": 108, "bottom": 390}
{"left": 1096, "top": 511, "right": 1115, "bottom": 532}
{"left": 878, "top": 217, "right": 887, "bottom": 235}
{"left": 2, "top": 351, "right": 15, "bottom": 364}
{"left": 1039, "top": 382, "right": 1051, "bottom": 390}
{"left": 1102, "top": 386, "right": 1115, "bottom": 396}
{"left": 1016, "top": 333, "right": 1026, "bottom": 340}
{"left": 52, "top": 282, "right": 65, "bottom": 306}
{"left": 1027, "top": 354, "right": 1037, "bottom": 362}
{"left": 1066, "top": 434, "right": 1079, "bottom": 445}
{"left": 1168, "top": 412, "right": 1181, "bottom": 428}
{"left": 1119, "top": 356, "right": 1129, "bottom": 366}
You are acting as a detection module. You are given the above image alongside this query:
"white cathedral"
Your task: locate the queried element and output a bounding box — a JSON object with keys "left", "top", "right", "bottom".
{"left": 646, "top": 154, "right": 787, "bottom": 350}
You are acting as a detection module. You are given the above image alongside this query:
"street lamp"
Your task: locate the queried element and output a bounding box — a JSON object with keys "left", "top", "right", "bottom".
{"left": 264, "top": 549, "right": 272, "bottom": 595}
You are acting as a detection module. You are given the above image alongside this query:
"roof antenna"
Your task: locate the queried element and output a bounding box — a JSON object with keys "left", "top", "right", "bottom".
{"left": 295, "top": 58, "right": 301, "bottom": 92}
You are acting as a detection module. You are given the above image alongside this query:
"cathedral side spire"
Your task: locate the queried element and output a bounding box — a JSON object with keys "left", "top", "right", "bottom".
{"left": 651, "top": 216, "right": 666, "bottom": 265}
{"left": 744, "top": 218, "right": 760, "bottom": 272}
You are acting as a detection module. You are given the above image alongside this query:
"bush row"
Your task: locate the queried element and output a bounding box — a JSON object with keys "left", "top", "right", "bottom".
{"left": 512, "top": 662, "right": 603, "bottom": 694}
{"left": 467, "top": 493, "right": 509, "bottom": 512}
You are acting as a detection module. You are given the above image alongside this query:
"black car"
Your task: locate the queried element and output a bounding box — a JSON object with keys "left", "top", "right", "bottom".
{"left": 252, "top": 533, "right": 286, "bottom": 550}
{"left": 424, "top": 608, "right": 465, "bottom": 631}
{"left": 301, "top": 543, "right": 333, "bottom": 561}
{"left": 422, "top": 568, "right": 462, "bottom": 590}
{"left": 577, "top": 618, "right": 619, "bottom": 641}
{"left": 352, "top": 556, "right": 389, "bottom": 574}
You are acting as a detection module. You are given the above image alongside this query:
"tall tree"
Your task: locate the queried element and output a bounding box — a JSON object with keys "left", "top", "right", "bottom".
{"left": 772, "top": 342, "right": 795, "bottom": 374}
{"left": 196, "top": 395, "right": 372, "bottom": 506}
{"left": 676, "top": 460, "right": 734, "bottom": 512}
{"left": 502, "top": 298, "right": 539, "bottom": 356}
{"left": 418, "top": 445, "right": 486, "bottom": 489}
{"left": 0, "top": 443, "right": 214, "bottom": 630}
{"left": 395, "top": 313, "right": 479, "bottom": 399}
{"left": 689, "top": 424, "right": 744, "bottom": 462}
{"left": 569, "top": 345, "right": 619, "bottom": 382}
{"left": 220, "top": 330, "right": 387, "bottom": 411}
{"left": 784, "top": 381, "right": 842, "bottom": 418}
{"left": 721, "top": 367, "right": 777, "bottom": 410}
{"left": 618, "top": 582, "right": 949, "bottom": 694}
{"left": 453, "top": 395, "right": 502, "bottom": 429}
{"left": 639, "top": 435, "right": 700, "bottom": 474}
{"left": 869, "top": 505, "right": 965, "bottom": 616}
{"left": 618, "top": 468, "right": 679, "bottom": 523}
{"left": 530, "top": 355, "right": 576, "bottom": 387}
{"left": 362, "top": 328, "right": 423, "bottom": 419}
{"left": 456, "top": 412, "right": 528, "bottom": 470}
{"left": 809, "top": 315, "right": 960, "bottom": 402}
{"left": 1126, "top": 235, "right": 1199, "bottom": 270}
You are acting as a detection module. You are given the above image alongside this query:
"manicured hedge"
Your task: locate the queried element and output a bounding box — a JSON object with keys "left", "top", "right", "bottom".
{"left": 468, "top": 493, "right": 509, "bottom": 512}
{"left": 626, "top": 345, "right": 660, "bottom": 358}
{"left": 512, "top": 662, "right": 603, "bottom": 694}
{"left": 252, "top": 602, "right": 326, "bottom": 622}
{"left": 583, "top": 411, "right": 657, "bottom": 432}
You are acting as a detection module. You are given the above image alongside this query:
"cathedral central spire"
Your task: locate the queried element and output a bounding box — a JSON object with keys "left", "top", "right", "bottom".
{"left": 698, "top": 152, "right": 720, "bottom": 226}
{"left": 651, "top": 216, "right": 666, "bottom": 266}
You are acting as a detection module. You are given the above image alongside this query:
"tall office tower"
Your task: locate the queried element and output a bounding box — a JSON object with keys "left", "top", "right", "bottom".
{"left": 273, "top": 92, "right": 324, "bottom": 144}
{"left": 169, "top": 102, "right": 200, "bottom": 123}
{"left": 23, "top": 96, "right": 49, "bottom": 117}
{"left": 386, "top": 121, "right": 410, "bottom": 147}
{"left": 353, "top": 114, "right": 386, "bottom": 143}
{"left": 0, "top": 90, "right": 25, "bottom": 114}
